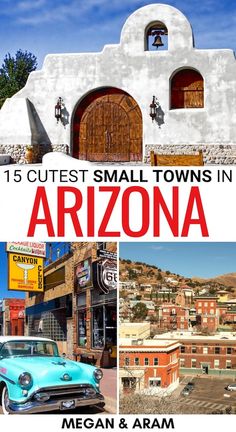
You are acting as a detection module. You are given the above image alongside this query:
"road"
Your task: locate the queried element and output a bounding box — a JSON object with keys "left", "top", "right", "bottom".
{"left": 177, "top": 376, "right": 236, "bottom": 414}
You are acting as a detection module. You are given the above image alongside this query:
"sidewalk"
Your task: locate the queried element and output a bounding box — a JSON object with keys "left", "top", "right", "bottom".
{"left": 100, "top": 368, "right": 117, "bottom": 414}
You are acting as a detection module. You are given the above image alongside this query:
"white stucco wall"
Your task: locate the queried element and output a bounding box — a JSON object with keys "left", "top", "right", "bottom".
{"left": 0, "top": 3, "right": 236, "bottom": 157}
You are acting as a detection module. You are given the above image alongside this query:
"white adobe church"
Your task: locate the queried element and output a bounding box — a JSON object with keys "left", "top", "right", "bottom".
{"left": 0, "top": 3, "right": 236, "bottom": 163}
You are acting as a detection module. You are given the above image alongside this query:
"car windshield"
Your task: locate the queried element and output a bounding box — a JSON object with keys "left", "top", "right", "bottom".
{"left": 0, "top": 340, "right": 59, "bottom": 358}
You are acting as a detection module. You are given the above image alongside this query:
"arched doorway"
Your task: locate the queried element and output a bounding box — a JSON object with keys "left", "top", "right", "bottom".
{"left": 73, "top": 88, "right": 142, "bottom": 162}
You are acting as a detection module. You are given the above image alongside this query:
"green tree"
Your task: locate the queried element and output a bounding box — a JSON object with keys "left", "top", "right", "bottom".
{"left": 209, "top": 286, "right": 217, "bottom": 295}
{"left": 0, "top": 49, "right": 37, "bottom": 107}
{"left": 128, "top": 268, "right": 137, "bottom": 279}
{"left": 132, "top": 302, "right": 148, "bottom": 321}
{"left": 188, "top": 281, "right": 196, "bottom": 288}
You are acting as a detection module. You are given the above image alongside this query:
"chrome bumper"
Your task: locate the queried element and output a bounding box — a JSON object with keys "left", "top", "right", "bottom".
{"left": 8, "top": 393, "right": 105, "bottom": 414}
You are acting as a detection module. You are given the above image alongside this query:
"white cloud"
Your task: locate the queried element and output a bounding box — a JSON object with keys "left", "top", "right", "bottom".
{"left": 1, "top": 0, "right": 236, "bottom": 52}
{"left": 18, "top": 0, "right": 46, "bottom": 11}
{"left": 13, "top": 0, "right": 144, "bottom": 26}
{"left": 151, "top": 245, "right": 164, "bottom": 249}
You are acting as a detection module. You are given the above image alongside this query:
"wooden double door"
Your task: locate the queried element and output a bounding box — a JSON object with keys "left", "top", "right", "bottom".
{"left": 73, "top": 90, "right": 142, "bottom": 162}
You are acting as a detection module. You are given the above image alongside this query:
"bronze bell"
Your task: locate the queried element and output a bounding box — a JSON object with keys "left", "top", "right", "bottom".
{"left": 152, "top": 35, "right": 164, "bottom": 49}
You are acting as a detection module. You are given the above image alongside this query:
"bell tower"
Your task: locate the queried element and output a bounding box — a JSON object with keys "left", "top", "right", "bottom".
{"left": 146, "top": 21, "right": 168, "bottom": 51}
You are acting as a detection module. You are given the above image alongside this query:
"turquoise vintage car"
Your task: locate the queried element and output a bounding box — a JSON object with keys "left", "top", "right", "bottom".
{"left": 0, "top": 336, "right": 104, "bottom": 414}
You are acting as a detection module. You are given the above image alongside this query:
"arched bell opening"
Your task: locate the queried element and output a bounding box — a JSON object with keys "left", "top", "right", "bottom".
{"left": 145, "top": 21, "right": 168, "bottom": 51}
{"left": 72, "top": 87, "right": 143, "bottom": 162}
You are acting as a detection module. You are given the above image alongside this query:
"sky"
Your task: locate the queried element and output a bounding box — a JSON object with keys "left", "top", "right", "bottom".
{"left": 0, "top": 0, "right": 236, "bottom": 68}
{"left": 119, "top": 242, "right": 236, "bottom": 279}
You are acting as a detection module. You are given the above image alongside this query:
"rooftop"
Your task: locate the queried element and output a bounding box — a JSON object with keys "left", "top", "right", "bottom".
{"left": 120, "top": 322, "right": 150, "bottom": 327}
{"left": 119, "top": 337, "right": 180, "bottom": 349}
{"left": 220, "top": 300, "right": 236, "bottom": 304}
{"left": 154, "top": 331, "right": 236, "bottom": 342}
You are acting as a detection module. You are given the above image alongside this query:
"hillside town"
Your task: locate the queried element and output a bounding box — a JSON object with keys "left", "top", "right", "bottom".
{"left": 119, "top": 258, "right": 236, "bottom": 414}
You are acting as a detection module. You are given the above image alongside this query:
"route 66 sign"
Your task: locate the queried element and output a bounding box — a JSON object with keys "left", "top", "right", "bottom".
{"left": 93, "top": 259, "right": 117, "bottom": 294}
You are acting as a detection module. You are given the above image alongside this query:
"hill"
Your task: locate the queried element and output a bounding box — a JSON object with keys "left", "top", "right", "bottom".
{"left": 120, "top": 258, "right": 236, "bottom": 294}
{"left": 193, "top": 273, "right": 236, "bottom": 290}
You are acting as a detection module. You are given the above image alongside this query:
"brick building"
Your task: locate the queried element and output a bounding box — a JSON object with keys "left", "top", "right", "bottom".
{"left": 195, "top": 295, "right": 218, "bottom": 332}
{"left": 155, "top": 331, "right": 236, "bottom": 377}
{"left": 158, "top": 304, "right": 190, "bottom": 331}
{"left": 217, "top": 301, "right": 236, "bottom": 327}
{"left": 25, "top": 244, "right": 74, "bottom": 355}
{"left": 2, "top": 298, "right": 25, "bottom": 336}
{"left": 220, "top": 308, "right": 236, "bottom": 326}
{"left": 25, "top": 242, "right": 117, "bottom": 367}
{"left": 217, "top": 304, "right": 229, "bottom": 320}
{"left": 73, "top": 242, "right": 117, "bottom": 367}
{"left": 175, "top": 288, "right": 194, "bottom": 307}
{"left": 119, "top": 338, "right": 180, "bottom": 394}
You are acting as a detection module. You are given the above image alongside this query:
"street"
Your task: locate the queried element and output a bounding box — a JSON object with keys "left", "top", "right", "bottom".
{"left": 176, "top": 376, "right": 236, "bottom": 413}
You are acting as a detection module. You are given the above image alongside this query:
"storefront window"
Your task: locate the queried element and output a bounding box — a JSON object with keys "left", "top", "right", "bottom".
{"left": 28, "top": 310, "right": 67, "bottom": 341}
{"left": 93, "top": 306, "right": 104, "bottom": 348}
{"left": 105, "top": 306, "right": 117, "bottom": 346}
{"left": 78, "top": 310, "right": 86, "bottom": 346}
{"left": 92, "top": 305, "right": 117, "bottom": 349}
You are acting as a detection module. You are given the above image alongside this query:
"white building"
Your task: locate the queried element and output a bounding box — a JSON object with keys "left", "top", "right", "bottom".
{"left": 120, "top": 281, "right": 137, "bottom": 290}
{"left": 119, "top": 322, "right": 151, "bottom": 339}
{"left": 164, "top": 277, "right": 179, "bottom": 285}
{"left": 0, "top": 3, "right": 236, "bottom": 163}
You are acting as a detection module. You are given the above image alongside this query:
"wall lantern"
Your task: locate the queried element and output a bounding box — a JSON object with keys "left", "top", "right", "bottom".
{"left": 149, "top": 95, "right": 159, "bottom": 121}
{"left": 55, "top": 97, "right": 63, "bottom": 123}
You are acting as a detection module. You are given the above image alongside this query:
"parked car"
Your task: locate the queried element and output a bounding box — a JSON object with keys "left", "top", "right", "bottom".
{"left": 187, "top": 381, "right": 195, "bottom": 390}
{"left": 226, "top": 383, "right": 236, "bottom": 391}
{"left": 181, "top": 382, "right": 194, "bottom": 396}
{"left": 0, "top": 336, "right": 104, "bottom": 414}
{"left": 181, "top": 385, "right": 191, "bottom": 396}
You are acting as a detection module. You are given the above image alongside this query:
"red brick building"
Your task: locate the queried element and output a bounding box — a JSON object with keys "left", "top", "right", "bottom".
{"left": 195, "top": 295, "right": 218, "bottom": 332}
{"left": 119, "top": 338, "right": 180, "bottom": 393}
{"left": 158, "top": 304, "right": 189, "bottom": 331}
{"left": 73, "top": 242, "right": 117, "bottom": 367}
{"left": 155, "top": 332, "right": 236, "bottom": 377}
{"left": 220, "top": 309, "right": 236, "bottom": 326}
{"left": 175, "top": 288, "right": 194, "bottom": 307}
{"left": 25, "top": 242, "right": 117, "bottom": 367}
{"left": 2, "top": 298, "right": 25, "bottom": 336}
{"left": 217, "top": 302, "right": 236, "bottom": 327}
{"left": 217, "top": 304, "right": 229, "bottom": 319}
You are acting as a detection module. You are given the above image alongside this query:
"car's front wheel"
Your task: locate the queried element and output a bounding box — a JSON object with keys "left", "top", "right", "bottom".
{"left": 1, "top": 386, "right": 10, "bottom": 415}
